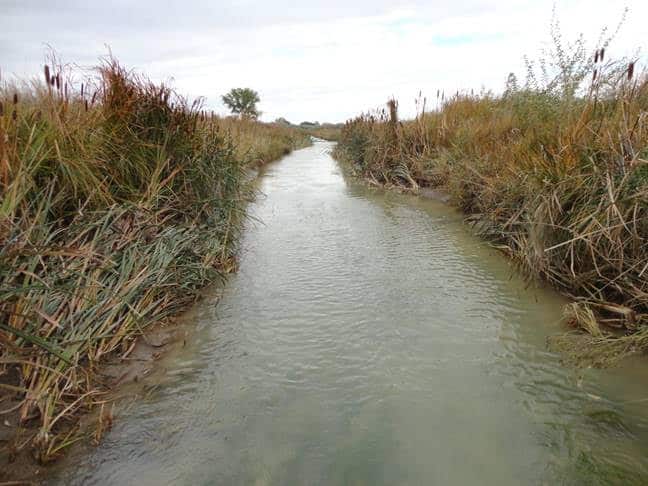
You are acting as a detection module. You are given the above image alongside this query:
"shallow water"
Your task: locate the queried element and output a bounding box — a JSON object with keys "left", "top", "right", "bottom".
{"left": 53, "top": 141, "right": 648, "bottom": 485}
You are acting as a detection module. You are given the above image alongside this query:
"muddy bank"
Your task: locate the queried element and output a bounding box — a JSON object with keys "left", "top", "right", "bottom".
{"left": 1, "top": 287, "right": 216, "bottom": 484}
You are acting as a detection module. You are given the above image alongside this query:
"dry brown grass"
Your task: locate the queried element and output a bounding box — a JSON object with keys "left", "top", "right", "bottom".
{"left": 305, "top": 124, "right": 343, "bottom": 141}
{"left": 0, "top": 57, "right": 309, "bottom": 466}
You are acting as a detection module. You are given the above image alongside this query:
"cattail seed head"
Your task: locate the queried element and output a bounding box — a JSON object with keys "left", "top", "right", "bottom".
{"left": 0, "top": 101, "right": 4, "bottom": 116}
{"left": 44, "top": 65, "right": 50, "bottom": 84}
{"left": 387, "top": 98, "right": 398, "bottom": 124}
{"left": 81, "top": 83, "right": 84, "bottom": 98}
{"left": 600, "top": 48, "right": 605, "bottom": 62}
{"left": 594, "top": 50, "right": 599, "bottom": 63}
{"left": 628, "top": 61, "right": 635, "bottom": 80}
{"left": 592, "top": 69, "right": 598, "bottom": 82}
{"left": 13, "top": 93, "right": 18, "bottom": 104}
{"left": 12, "top": 109, "right": 17, "bottom": 121}
{"left": 50, "top": 75, "right": 55, "bottom": 86}
{"left": 55, "top": 74, "right": 61, "bottom": 90}
{"left": 85, "top": 99, "right": 88, "bottom": 111}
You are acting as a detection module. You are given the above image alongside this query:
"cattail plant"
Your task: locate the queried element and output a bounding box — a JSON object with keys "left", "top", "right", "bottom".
{"left": 387, "top": 98, "right": 398, "bottom": 124}
{"left": 335, "top": 32, "right": 648, "bottom": 367}
{"left": 0, "top": 57, "right": 311, "bottom": 467}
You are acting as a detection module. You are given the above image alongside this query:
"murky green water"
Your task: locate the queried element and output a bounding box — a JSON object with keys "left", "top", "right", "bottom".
{"left": 53, "top": 141, "right": 648, "bottom": 485}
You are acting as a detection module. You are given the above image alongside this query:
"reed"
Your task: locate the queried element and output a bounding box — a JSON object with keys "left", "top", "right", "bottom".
{"left": 219, "top": 115, "right": 311, "bottom": 165}
{"left": 335, "top": 44, "right": 647, "bottom": 365}
{"left": 0, "top": 57, "right": 309, "bottom": 465}
{"left": 304, "top": 124, "right": 343, "bottom": 142}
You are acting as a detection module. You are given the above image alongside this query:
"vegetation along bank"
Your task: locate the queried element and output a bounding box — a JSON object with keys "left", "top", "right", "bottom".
{"left": 335, "top": 36, "right": 647, "bottom": 366}
{"left": 0, "top": 58, "right": 310, "bottom": 465}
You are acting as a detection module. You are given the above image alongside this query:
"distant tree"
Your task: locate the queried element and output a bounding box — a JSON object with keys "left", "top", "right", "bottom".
{"left": 274, "top": 117, "right": 291, "bottom": 126}
{"left": 222, "top": 88, "right": 261, "bottom": 118}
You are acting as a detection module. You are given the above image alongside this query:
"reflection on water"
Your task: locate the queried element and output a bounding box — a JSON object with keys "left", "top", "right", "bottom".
{"left": 52, "top": 141, "right": 648, "bottom": 485}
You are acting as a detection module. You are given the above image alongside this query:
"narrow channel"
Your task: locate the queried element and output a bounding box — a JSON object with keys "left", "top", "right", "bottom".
{"left": 53, "top": 140, "right": 648, "bottom": 485}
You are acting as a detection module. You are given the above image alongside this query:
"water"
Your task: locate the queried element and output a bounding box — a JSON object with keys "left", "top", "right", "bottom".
{"left": 53, "top": 141, "right": 648, "bottom": 485}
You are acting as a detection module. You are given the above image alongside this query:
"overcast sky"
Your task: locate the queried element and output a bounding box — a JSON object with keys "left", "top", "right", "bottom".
{"left": 1, "top": 1, "right": 645, "bottom": 122}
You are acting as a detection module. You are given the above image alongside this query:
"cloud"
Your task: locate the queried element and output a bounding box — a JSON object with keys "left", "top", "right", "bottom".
{"left": 1, "top": 0, "right": 645, "bottom": 122}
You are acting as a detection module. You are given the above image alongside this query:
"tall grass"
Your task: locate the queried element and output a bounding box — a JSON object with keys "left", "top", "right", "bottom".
{"left": 0, "top": 58, "right": 309, "bottom": 463}
{"left": 305, "top": 124, "right": 343, "bottom": 142}
{"left": 336, "top": 43, "right": 647, "bottom": 364}
{"left": 221, "top": 116, "right": 312, "bottom": 165}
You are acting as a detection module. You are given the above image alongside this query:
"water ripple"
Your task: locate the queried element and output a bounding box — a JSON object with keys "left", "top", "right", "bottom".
{"left": 51, "top": 140, "right": 648, "bottom": 486}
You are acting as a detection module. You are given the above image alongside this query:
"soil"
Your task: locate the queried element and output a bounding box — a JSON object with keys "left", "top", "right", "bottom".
{"left": 0, "top": 313, "right": 197, "bottom": 484}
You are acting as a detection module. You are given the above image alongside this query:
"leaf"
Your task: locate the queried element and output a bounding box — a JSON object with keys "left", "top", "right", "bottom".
{"left": 0, "top": 323, "right": 73, "bottom": 365}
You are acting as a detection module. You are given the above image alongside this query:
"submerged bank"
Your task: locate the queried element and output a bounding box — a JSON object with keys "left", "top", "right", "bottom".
{"left": 0, "top": 59, "right": 310, "bottom": 473}
{"left": 334, "top": 66, "right": 647, "bottom": 364}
